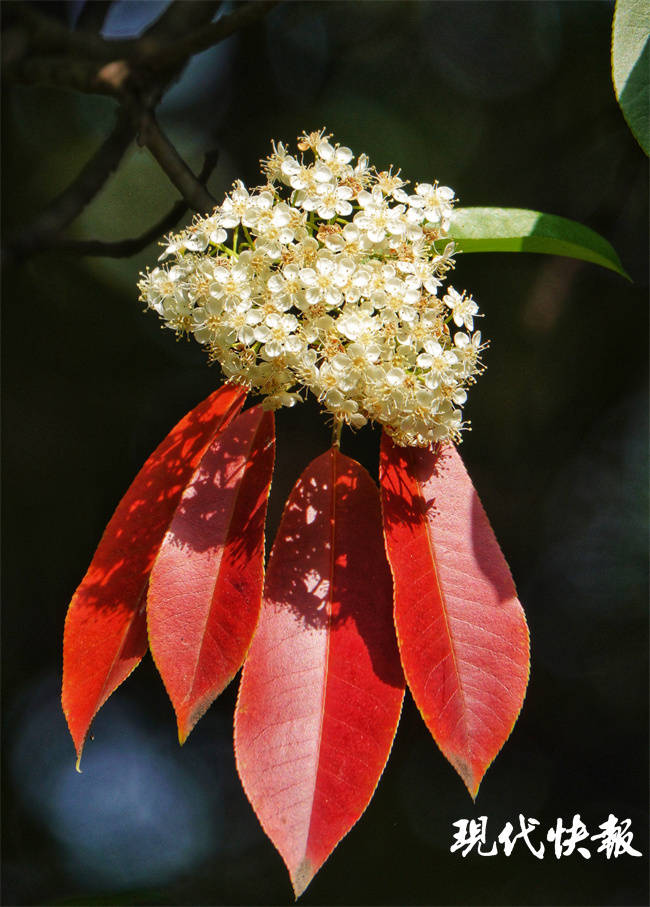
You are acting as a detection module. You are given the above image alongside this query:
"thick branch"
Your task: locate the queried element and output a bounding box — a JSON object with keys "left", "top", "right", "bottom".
{"left": 4, "top": 54, "right": 125, "bottom": 96}
{"left": 8, "top": 4, "right": 132, "bottom": 61}
{"left": 3, "top": 1, "right": 277, "bottom": 98}
{"left": 6, "top": 0, "right": 273, "bottom": 68}
{"left": 9, "top": 110, "right": 134, "bottom": 257}
{"left": 48, "top": 150, "right": 220, "bottom": 259}
{"left": 137, "top": 111, "right": 216, "bottom": 213}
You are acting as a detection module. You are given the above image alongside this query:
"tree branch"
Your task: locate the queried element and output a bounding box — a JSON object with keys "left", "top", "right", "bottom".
{"left": 3, "top": 0, "right": 278, "bottom": 261}
{"left": 4, "top": 54, "right": 126, "bottom": 96}
{"left": 3, "top": 1, "right": 277, "bottom": 98}
{"left": 47, "top": 150, "right": 221, "bottom": 259}
{"left": 143, "top": 1, "right": 224, "bottom": 42}
{"left": 136, "top": 111, "right": 216, "bottom": 213}
{"left": 9, "top": 110, "right": 134, "bottom": 257}
{"left": 7, "top": 3, "right": 132, "bottom": 61}
{"left": 140, "top": 0, "right": 279, "bottom": 71}
{"left": 6, "top": 0, "right": 274, "bottom": 68}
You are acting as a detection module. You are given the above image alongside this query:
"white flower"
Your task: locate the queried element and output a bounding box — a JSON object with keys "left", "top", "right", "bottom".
{"left": 219, "top": 181, "right": 253, "bottom": 228}
{"left": 336, "top": 308, "right": 378, "bottom": 342}
{"left": 138, "top": 130, "right": 485, "bottom": 446}
{"left": 444, "top": 287, "right": 479, "bottom": 331}
{"left": 411, "top": 183, "right": 456, "bottom": 227}
{"left": 299, "top": 251, "right": 347, "bottom": 308}
{"left": 316, "top": 138, "right": 354, "bottom": 166}
{"left": 354, "top": 187, "right": 395, "bottom": 243}
{"left": 313, "top": 183, "right": 354, "bottom": 220}
{"left": 191, "top": 297, "right": 225, "bottom": 343}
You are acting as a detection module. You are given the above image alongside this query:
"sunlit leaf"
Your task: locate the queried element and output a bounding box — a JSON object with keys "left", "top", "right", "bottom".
{"left": 147, "top": 405, "right": 275, "bottom": 744}
{"left": 449, "top": 207, "right": 630, "bottom": 279}
{"left": 612, "top": 0, "right": 650, "bottom": 155}
{"left": 62, "top": 384, "right": 246, "bottom": 766}
{"left": 380, "top": 436, "right": 529, "bottom": 799}
{"left": 235, "top": 449, "right": 404, "bottom": 897}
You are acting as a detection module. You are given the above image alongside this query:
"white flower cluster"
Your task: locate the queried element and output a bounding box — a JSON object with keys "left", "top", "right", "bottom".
{"left": 138, "top": 130, "right": 486, "bottom": 446}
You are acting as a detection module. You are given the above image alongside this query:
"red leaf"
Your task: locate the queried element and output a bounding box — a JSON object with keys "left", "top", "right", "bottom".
{"left": 147, "top": 405, "right": 275, "bottom": 743}
{"left": 62, "top": 384, "right": 246, "bottom": 765}
{"left": 234, "top": 449, "right": 404, "bottom": 897}
{"left": 380, "top": 435, "right": 529, "bottom": 799}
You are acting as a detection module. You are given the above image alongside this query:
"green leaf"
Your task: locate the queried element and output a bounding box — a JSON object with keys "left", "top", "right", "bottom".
{"left": 612, "top": 0, "right": 650, "bottom": 156}
{"left": 448, "top": 207, "right": 630, "bottom": 280}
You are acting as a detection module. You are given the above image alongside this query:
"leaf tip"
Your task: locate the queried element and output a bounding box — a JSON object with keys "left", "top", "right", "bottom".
{"left": 175, "top": 695, "right": 218, "bottom": 745}
{"left": 291, "top": 859, "right": 315, "bottom": 899}
{"left": 451, "top": 755, "right": 482, "bottom": 802}
{"left": 176, "top": 709, "right": 196, "bottom": 746}
{"left": 73, "top": 735, "right": 85, "bottom": 773}
{"left": 177, "top": 724, "right": 192, "bottom": 746}
{"left": 63, "top": 699, "right": 86, "bottom": 773}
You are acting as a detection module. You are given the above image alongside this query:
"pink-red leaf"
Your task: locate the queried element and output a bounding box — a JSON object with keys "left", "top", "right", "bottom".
{"left": 380, "top": 435, "right": 529, "bottom": 799}
{"left": 235, "top": 449, "right": 404, "bottom": 897}
{"left": 62, "top": 384, "right": 245, "bottom": 765}
{"left": 147, "top": 405, "right": 275, "bottom": 743}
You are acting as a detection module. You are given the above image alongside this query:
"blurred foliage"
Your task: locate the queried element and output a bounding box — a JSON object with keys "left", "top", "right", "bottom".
{"left": 2, "top": 1, "right": 648, "bottom": 905}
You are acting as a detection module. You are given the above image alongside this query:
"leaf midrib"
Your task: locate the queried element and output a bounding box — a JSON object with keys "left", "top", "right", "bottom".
{"left": 185, "top": 417, "right": 263, "bottom": 705}
{"left": 410, "top": 448, "right": 472, "bottom": 761}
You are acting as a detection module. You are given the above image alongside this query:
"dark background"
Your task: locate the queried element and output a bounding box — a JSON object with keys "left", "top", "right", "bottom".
{"left": 2, "top": 1, "right": 648, "bottom": 905}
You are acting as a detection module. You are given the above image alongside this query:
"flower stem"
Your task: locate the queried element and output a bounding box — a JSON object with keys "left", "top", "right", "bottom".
{"left": 331, "top": 419, "right": 343, "bottom": 449}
